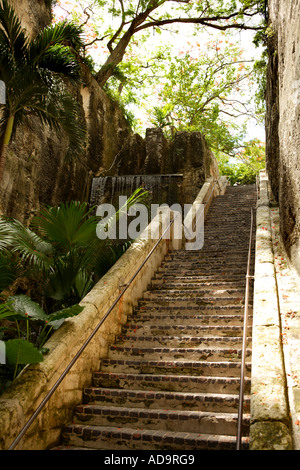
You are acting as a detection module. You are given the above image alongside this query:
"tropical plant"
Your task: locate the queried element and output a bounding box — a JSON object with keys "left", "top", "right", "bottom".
{"left": 0, "top": 295, "right": 83, "bottom": 384}
{"left": 0, "top": 188, "right": 149, "bottom": 310}
{"left": 0, "top": 0, "right": 86, "bottom": 183}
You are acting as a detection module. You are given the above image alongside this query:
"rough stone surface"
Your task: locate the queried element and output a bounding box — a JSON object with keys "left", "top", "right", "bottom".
{"left": 250, "top": 422, "right": 293, "bottom": 450}
{"left": 266, "top": 0, "right": 300, "bottom": 274}
{"left": 250, "top": 170, "right": 293, "bottom": 450}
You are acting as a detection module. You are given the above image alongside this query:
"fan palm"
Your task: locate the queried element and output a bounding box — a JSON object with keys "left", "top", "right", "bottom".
{"left": 0, "top": 0, "right": 86, "bottom": 183}
{"left": 0, "top": 188, "right": 149, "bottom": 309}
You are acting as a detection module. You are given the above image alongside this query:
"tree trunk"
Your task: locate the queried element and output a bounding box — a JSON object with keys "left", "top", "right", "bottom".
{"left": 95, "top": 30, "right": 133, "bottom": 87}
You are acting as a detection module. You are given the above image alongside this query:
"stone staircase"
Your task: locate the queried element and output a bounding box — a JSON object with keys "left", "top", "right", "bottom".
{"left": 58, "top": 185, "right": 257, "bottom": 450}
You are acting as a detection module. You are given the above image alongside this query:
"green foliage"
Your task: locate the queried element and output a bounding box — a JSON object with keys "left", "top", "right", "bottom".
{"left": 0, "top": 295, "right": 83, "bottom": 383}
{"left": 145, "top": 39, "right": 254, "bottom": 155}
{"left": 217, "top": 138, "right": 265, "bottom": 185}
{"left": 0, "top": 0, "right": 86, "bottom": 181}
{"left": 5, "top": 339, "right": 43, "bottom": 367}
{"left": 0, "top": 189, "right": 149, "bottom": 390}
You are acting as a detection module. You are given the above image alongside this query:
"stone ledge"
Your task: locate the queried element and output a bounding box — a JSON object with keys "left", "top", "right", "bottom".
{"left": 250, "top": 170, "right": 292, "bottom": 450}
{"left": 250, "top": 421, "right": 293, "bottom": 450}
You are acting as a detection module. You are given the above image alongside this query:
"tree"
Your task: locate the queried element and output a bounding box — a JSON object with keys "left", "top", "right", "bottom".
{"left": 53, "top": 0, "right": 266, "bottom": 88}
{"left": 217, "top": 138, "right": 265, "bottom": 184}
{"left": 0, "top": 0, "right": 86, "bottom": 184}
{"left": 146, "top": 36, "right": 259, "bottom": 155}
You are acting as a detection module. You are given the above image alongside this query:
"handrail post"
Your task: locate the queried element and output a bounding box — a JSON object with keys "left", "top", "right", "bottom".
{"left": 236, "top": 208, "right": 254, "bottom": 450}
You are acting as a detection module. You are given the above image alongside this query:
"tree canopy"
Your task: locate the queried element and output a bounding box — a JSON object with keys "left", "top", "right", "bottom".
{"left": 53, "top": 0, "right": 267, "bottom": 86}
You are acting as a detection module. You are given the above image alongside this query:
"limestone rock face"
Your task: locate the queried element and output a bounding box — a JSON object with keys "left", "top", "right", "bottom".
{"left": 266, "top": 0, "right": 300, "bottom": 273}
{"left": 0, "top": 2, "right": 133, "bottom": 223}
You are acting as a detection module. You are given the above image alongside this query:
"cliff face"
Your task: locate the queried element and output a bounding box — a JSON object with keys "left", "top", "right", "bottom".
{"left": 0, "top": 0, "right": 133, "bottom": 223}
{"left": 266, "top": 0, "right": 300, "bottom": 273}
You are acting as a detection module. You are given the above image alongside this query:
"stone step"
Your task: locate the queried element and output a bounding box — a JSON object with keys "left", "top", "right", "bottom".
{"left": 154, "top": 274, "right": 251, "bottom": 282}
{"left": 82, "top": 387, "right": 250, "bottom": 413}
{"left": 61, "top": 424, "right": 249, "bottom": 450}
{"left": 73, "top": 404, "right": 250, "bottom": 436}
{"left": 143, "top": 290, "right": 248, "bottom": 299}
{"left": 115, "top": 334, "right": 251, "bottom": 349}
{"left": 121, "top": 324, "right": 251, "bottom": 337}
{"left": 134, "top": 305, "right": 251, "bottom": 315}
{"left": 151, "top": 281, "right": 249, "bottom": 290}
{"left": 107, "top": 345, "right": 252, "bottom": 363}
{"left": 100, "top": 358, "right": 251, "bottom": 377}
{"left": 92, "top": 371, "right": 251, "bottom": 394}
{"left": 131, "top": 313, "right": 252, "bottom": 327}
{"left": 53, "top": 185, "right": 257, "bottom": 451}
{"left": 138, "top": 300, "right": 250, "bottom": 310}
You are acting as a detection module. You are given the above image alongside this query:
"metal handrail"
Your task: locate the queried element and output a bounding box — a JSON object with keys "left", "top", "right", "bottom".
{"left": 8, "top": 213, "right": 179, "bottom": 450}
{"left": 236, "top": 207, "right": 255, "bottom": 450}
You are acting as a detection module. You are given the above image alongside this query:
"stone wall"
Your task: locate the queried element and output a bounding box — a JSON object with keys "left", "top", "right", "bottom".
{"left": 266, "top": 0, "right": 300, "bottom": 273}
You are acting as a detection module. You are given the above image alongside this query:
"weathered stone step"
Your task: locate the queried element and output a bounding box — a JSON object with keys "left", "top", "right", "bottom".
{"left": 61, "top": 424, "right": 249, "bottom": 450}
{"left": 115, "top": 334, "right": 250, "bottom": 349}
{"left": 108, "top": 345, "right": 252, "bottom": 363}
{"left": 138, "top": 299, "right": 250, "bottom": 310}
{"left": 73, "top": 404, "right": 250, "bottom": 436}
{"left": 122, "top": 324, "right": 250, "bottom": 337}
{"left": 100, "top": 358, "right": 251, "bottom": 377}
{"left": 82, "top": 387, "right": 250, "bottom": 413}
{"left": 151, "top": 281, "right": 248, "bottom": 290}
{"left": 154, "top": 274, "right": 250, "bottom": 282}
{"left": 134, "top": 305, "right": 250, "bottom": 316}
{"left": 145, "top": 287, "right": 247, "bottom": 296}
{"left": 131, "top": 313, "right": 252, "bottom": 327}
{"left": 157, "top": 265, "right": 250, "bottom": 273}
{"left": 92, "top": 371, "right": 251, "bottom": 394}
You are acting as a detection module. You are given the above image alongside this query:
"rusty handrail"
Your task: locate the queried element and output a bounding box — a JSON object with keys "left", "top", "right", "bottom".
{"left": 236, "top": 207, "right": 255, "bottom": 450}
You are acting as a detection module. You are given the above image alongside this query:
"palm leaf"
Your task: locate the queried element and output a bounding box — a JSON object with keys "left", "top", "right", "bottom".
{"left": 6, "top": 219, "right": 53, "bottom": 272}
{"left": 0, "top": 0, "right": 28, "bottom": 74}
{"left": 28, "top": 21, "right": 84, "bottom": 65}
{"left": 0, "top": 253, "right": 18, "bottom": 291}
{"left": 32, "top": 201, "right": 98, "bottom": 248}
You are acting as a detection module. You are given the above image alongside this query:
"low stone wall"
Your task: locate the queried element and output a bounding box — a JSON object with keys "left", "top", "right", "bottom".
{"left": 249, "top": 170, "right": 293, "bottom": 450}
{"left": 0, "top": 177, "right": 225, "bottom": 451}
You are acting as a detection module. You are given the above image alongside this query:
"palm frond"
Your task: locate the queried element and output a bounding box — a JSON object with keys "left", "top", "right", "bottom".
{"left": 5, "top": 219, "right": 53, "bottom": 272}
{"left": 28, "top": 21, "right": 84, "bottom": 66}
{"left": 0, "top": 253, "right": 18, "bottom": 291}
{"left": 0, "top": 0, "right": 28, "bottom": 73}
{"left": 32, "top": 201, "right": 98, "bottom": 249}
{"left": 36, "top": 44, "right": 82, "bottom": 84}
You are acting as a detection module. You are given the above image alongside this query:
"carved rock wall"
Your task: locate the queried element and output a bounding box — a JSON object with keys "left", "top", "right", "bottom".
{"left": 266, "top": 0, "right": 300, "bottom": 272}
{"left": 0, "top": 1, "right": 132, "bottom": 223}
